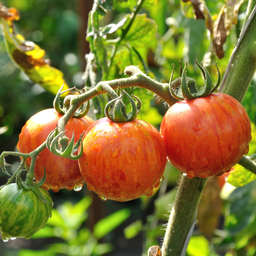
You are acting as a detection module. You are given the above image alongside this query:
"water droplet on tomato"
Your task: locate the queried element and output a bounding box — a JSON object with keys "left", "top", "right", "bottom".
{"left": 191, "top": 152, "right": 197, "bottom": 163}
{"left": 111, "top": 147, "right": 121, "bottom": 158}
{"left": 10, "top": 237, "right": 16, "bottom": 241}
{"left": 160, "top": 176, "right": 164, "bottom": 182}
{"left": 120, "top": 191, "right": 128, "bottom": 199}
{"left": 136, "top": 145, "right": 142, "bottom": 154}
{"left": 66, "top": 186, "right": 74, "bottom": 191}
{"left": 52, "top": 184, "right": 60, "bottom": 193}
{"left": 145, "top": 188, "right": 153, "bottom": 197}
{"left": 2, "top": 234, "right": 9, "bottom": 242}
{"left": 43, "top": 184, "right": 51, "bottom": 191}
{"left": 63, "top": 172, "right": 70, "bottom": 180}
{"left": 153, "top": 181, "right": 160, "bottom": 188}
{"left": 74, "top": 184, "right": 83, "bottom": 192}
{"left": 136, "top": 122, "right": 142, "bottom": 128}
{"left": 126, "top": 152, "right": 132, "bottom": 164}
{"left": 199, "top": 171, "right": 208, "bottom": 178}
{"left": 99, "top": 196, "right": 108, "bottom": 201}
{"left": 92, "top": 166, "right": 97, "bottom": 172}
{"left": 187, "top": 171, "right": 195, "bottom": 179}
{"left": 244, "top": 145, "right": 249, "bottom": 155}
{"left": 200, "top": 157, "right": 208, "bottom": 166}
{"left": 125, "top": 128, "right": 132, "bottom": 138}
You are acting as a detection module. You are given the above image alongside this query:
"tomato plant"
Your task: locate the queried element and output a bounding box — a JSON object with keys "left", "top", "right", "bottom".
{"left": 78, "top": 117, "right": 167, "bottom": 202}
{"left": 0, "top": 183, "right": 52, "bottom": 241}
{"left": 17, "top": 108, "right": 94, "bottom": 192}
{"left": 161, "top": 93, "right": 252, "bottom": 178}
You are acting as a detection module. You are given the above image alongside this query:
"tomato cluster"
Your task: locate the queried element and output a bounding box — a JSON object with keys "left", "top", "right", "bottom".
{"left": 16, "top": 92, "right": 251, "bottom": 201}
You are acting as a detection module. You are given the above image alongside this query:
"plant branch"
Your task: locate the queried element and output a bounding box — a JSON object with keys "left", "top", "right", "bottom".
{"left": 219, "top": 2, "right": 256, "bottom": 102}
{"left": 238, "top": 155, "right": 256, "bottom": 175}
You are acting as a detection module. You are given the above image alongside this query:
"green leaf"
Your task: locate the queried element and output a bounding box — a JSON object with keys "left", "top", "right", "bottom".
{"left": 31, "top": 226, "right": 55, "bottom": 239}
{"left": 228, "top": 163, "right": 256, "bottom": 187}
{"left": 224, "top": 180, "right": 256, "bottom": 235}
{"left": 18, "top": 250, "right": 55, "bottom": 256}
{"left": 124, "top": 220, "right": 143, "bottom": 239}
{"left": 1, "top": 15, "right": 69, "bottom": 95}
{"left": 187, "top": 236, "right": 210, "bottom": 256}
{"left": 120, "top": 14, "right": 157, "bottom": 50}
{"left": 113, "top": 0, "right": 158, "bottom": 10}
{"left": 94, "top": 208, "right": 131, "bottom": 239}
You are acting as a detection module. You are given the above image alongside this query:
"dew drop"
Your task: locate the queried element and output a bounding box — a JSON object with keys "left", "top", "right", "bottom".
{"left": 244, "top": 145, "right": 249, "bottom": 155}
{"left": 2, "top": 233, "right": 9, "bottom": 242}
{"left": 10, "top": 237, "right": 16, "bottom": 241}
{"left": 153, "top": 181, "right": 160, "bottom": 188}
{"left": 136, "top": 122, "right": 142, "bottom": 128}
{"left": 63, "top": 172, "right": 70, "bottom": 180}
{"left": 145, "top": 188, "right": 153, "bottom": 197}
{"left": 100, "top": 196, "right": 108, "bottom": 201}
{"left": 125, "top": 128, "right": 132, "bottom": 138}
{"left": 200, "top": 157, "right": 208, "bottom": 166}
{"left": 160, "top": 176, "right": 164, "bottom": 182}
{"left": 66, "top": 186, "right": 74, "bottom": 191}
{"left": 199, "top": 171, "right": 208, "bottom": 178}
{"left": 191, "top": 152, "right": 197, "bottom": 163}
{"left": 136, "top": 145, "right": 142, "bottom": 155}
{"left": 111, "top": 146, "right": 121, "bottom": 158}
{"left": 74, "top": 184, "right": 83, "bottom": 192}
{"left": 43, "top": 184, "right": 51, "bottom": 191}
{"left": 52, "top": 184, "right": 60, "bottom": 193}
{"left": 187, "top": 171, "right": 195, "bottom": 179}
{"left": 120, "top": 191, "right": 128, "bottom": 199}
{"left": 92, "top": 166, "right": 97, "bottom": 172}
{"left": 126, "top": 152, "right": 132, "bottom": 164}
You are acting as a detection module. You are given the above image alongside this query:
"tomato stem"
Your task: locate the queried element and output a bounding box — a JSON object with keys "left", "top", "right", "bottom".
{"left": 238, "top": 155, "right": 256, "bottom": 175}
{"left": 161, "top": 175, "right": 207, "bottom": 256}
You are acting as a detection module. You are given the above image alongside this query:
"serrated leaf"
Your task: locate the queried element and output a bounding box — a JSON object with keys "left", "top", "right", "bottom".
{"left": 228, "top": 163, "right": 256, "bottom": 187}
{"left": 113, "top": 0, "right": 158, "bottom": 10}
{"left": 120, "top": 14, "right": 157, "bottom": 50}
{"left": 0, "top": 6, "right": 69, "bottom": 95}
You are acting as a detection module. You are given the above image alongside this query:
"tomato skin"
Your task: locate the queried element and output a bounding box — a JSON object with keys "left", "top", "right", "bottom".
{"left": 0, "top": 183, "right": 52, "bottom": 239}
{"left": 17, "top": 109, "right": 94, "bottom": 192}
{"left": 78, "top": 117, "right": 167, "bottom": 202}
{"left": 160, "top": 93, "right": 251, "bottom": 178}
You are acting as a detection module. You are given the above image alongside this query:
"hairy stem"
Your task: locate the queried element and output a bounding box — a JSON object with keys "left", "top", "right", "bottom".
{"left": 219, "top": 2, "right": 256, "bottom": 101}
{"left": 161, "top": 176, "right": 207, "bottom": 256}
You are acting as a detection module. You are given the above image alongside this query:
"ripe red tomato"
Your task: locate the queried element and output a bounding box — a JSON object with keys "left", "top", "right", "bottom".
{"left": 17, "top": 108, "right": 94, "bottom": 192}
{"left": 78, "top": 117, "right": 167, "bottom": 202}
{"left": 160, "top": 93, "right": 251, "bottom": 178}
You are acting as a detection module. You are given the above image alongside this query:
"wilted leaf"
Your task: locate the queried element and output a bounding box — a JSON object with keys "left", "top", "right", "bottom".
{"left": 213, "top": 0, "right": 246, "bottom": 58}
{"left": 181, "top": 0, "right": 213, "bottom": 34}
{"left": 0, "top": 5, "right": 69, "bottom": 95}
{"left": 228, "top": 160, "right": 256, "bottom": 187}
{"left": 197, "top": 177, "right": 222, "bottom": 239}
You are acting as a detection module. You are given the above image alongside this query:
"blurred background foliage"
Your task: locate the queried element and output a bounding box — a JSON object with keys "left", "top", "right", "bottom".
{"left": 1, "top": 0, "right": 256, "bottom": 255}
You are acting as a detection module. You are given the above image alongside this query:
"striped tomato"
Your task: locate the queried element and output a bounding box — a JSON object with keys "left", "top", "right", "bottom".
{"left": 78, "top": 117, "right": 167, "bottom": 202}
{"left": 17, "top": 108, "right": 94, "bottom": 192}
{"left": 0, "top": 183, "right": 52, "bottom": 240}
{"left": 160, "top": 93, "right": 251, "bottom": 178}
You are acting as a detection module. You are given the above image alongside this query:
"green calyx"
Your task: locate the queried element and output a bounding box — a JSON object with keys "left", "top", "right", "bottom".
{"left": 46, "top": 128, "right": 85, "bottom": 160}
{"left": 54, "top": 84, "right": 90, "bottom": 118}
{"left": 105, "top": 90, "right": 141, "bottom": 123}
{"left": 169, "top": 61, "right": 221, "bottom": 101}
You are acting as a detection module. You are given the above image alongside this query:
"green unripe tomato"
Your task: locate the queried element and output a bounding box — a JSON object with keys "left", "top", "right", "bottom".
{"left": 0, "top": 183, "right": 52, "bottom": 241}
